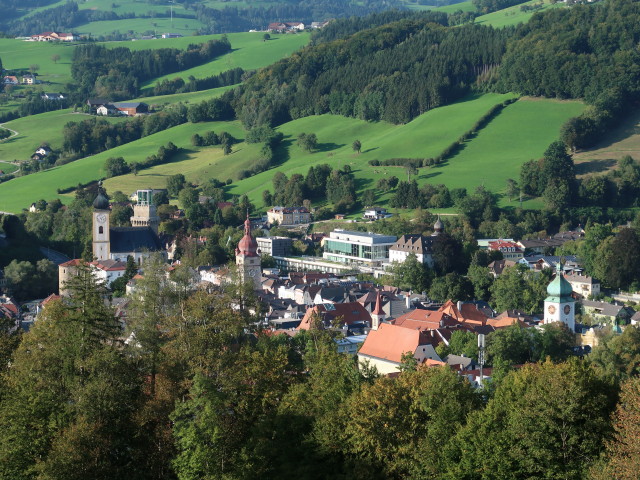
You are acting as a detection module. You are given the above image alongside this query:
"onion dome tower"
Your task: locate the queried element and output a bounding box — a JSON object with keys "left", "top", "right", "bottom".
{"left": 543, "top": 262, "right": 576, "bottom": 332}
{"left": 433, "top": 216, "right": 444, "bottom": 236}
{"left": 236, "top": 214, "right": 262, "bottom": 289}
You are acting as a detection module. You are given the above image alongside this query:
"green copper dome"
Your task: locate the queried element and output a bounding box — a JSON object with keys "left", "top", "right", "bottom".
{"left": 546, "top": 263, "right": 573, "bottom": 300}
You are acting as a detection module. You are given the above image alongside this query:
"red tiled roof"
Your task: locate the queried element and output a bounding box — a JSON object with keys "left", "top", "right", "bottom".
{"left": 59, "top": 258, "right": 85, "bottom": 267}
{"left": 393, "top": 309, "right": 452, "bottom": 331}
{"left": 359, "top": 323, "right": 426, "bottom": 363}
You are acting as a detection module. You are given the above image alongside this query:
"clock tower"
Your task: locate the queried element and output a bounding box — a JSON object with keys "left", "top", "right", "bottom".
{"left": 92, "top": 185, "right": 111, "bottom": 261}
{"left": 543, "top": 262, "right": 575, "bottom": 332}
{"left": 235, "top": 215, "right": 262, "bottom": 289}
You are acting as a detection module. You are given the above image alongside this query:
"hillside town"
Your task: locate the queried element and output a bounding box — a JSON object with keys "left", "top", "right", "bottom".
{"left": 2, "top": 185, "right": 635, "bottom": 384}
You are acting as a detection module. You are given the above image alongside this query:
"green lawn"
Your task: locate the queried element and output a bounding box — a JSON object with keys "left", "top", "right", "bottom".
{"left": 0, "top": 109, "right": 127, "bottom": 162}
{"left": 141, "top": 32, "right": 310, "bottom": 90}
{"left": 476, "top": 0, "right": 565, "bottom": 28}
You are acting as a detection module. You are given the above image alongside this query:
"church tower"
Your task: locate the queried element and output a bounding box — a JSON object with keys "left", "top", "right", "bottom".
{"left": 236, "top": 215, "right": 262, "bottom": 289}
{"left": 130, "top": 189, "right": 159, "bottom": 234}
{"left": 371, "top": 290, "right": 386, "bottom": 330}
{"left": 432, "top": 215, "right": 444, "bottom": 236}
{"left": 92, "top": 185, "right": 111, "bottom": 261}
{"left": 544, "top": 262, "right": 576, "bottom": 332}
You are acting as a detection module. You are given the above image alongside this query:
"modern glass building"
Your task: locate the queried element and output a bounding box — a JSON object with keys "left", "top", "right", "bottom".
{"left": 323, "top": 230, "right": 397, "bottom": 266}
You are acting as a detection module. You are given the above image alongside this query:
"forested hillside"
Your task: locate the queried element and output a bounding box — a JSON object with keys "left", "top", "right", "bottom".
{"left": 229, "top": 19, "right": 509, "bottom": 127}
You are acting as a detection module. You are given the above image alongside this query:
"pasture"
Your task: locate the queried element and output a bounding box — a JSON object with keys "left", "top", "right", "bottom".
{"left": 476, "top": 0, "right": 564, "bottom": 28}
{"left": 140, "top": 32, "right": 310, "bottom": 90}
{"left": 573, "top": 109, "right": 640, "bottom": 177}
{"left": 0, "top": 109, "right": 127, "bottom": 162}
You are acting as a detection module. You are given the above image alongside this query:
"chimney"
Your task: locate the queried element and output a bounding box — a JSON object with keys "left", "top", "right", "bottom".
{"left": 405, "top": 294, "right": 411, "bottom": 309}
{"left": 457, "top": 300, "right": 463, "bottom": 311}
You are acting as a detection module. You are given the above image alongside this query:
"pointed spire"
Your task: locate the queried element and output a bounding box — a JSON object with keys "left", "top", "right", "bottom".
{"left": 372, "top": 290, "right": 384, "bottom": 316}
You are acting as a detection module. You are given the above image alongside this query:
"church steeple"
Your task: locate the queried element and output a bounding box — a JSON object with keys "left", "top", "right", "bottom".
{"left": 92, "top": 183, "right": 111, "bottom": 261}
{"left": 235, "top": 214, "right": 261, "bottom": 289}
{"left": 371, "top": 290, "right": 386, "bottom": 330}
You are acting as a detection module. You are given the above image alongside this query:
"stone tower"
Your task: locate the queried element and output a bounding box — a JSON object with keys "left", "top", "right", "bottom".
{"left": 235, "top": 215, "right": 262, "bottom": 289}
{"left": 544, "top": 262, "right": 576, "bottom": 332}
{"left": 130, "top": 189, "right": 159, "bottom": 234}
{"left": 92, "top": 185, "right": 111, "bottom": 261}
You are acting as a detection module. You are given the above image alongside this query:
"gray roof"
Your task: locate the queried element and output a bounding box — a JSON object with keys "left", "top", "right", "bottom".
{"left": 110, "top": 227, "right": 162, "bottom": 253}
{"left": 113, "top": 102, "right": 146, "bottom": 108}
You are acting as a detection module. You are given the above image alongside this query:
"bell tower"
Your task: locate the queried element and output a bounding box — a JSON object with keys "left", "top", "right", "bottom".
{"left": 544, "top": 262, "right": 576, "bottom": 332}
{"left": 92, "top": 184, "right": 111, "bottom": 261}
{"left": 235, "top": 215, "right": 262, "bottom": 289}
{"left": 371, "top": 291, "right": 386, "bottom": 330}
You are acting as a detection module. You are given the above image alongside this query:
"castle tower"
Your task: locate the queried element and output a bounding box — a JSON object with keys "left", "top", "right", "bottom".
{"left": 236, "top": 215, "right": 262, "bottom": 289}
{"left": 544, "top": 262, "right": 576, "bottom": 332}
{"left": 130, "top": 189, "right": 159, "bottom": 234}
{"left": 92, "top": 185, "right": 111, "bottom": 261}
{"left": 432, "top": 215, "right": 444, "bottom": 236}
{"left": 371, "top": 290, "right": 386, "bottom": 330}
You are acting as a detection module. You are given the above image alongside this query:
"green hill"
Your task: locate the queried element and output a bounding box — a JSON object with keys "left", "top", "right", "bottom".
{"left": 0, "top": 92, "right": 584, "bottom": 213}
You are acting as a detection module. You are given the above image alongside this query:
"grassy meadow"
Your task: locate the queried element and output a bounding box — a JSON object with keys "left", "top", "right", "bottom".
{"left": 476, "top": 0, "right": 564, "bottom": 28}
{"left": 140, "top": 32, "right": 310, "bottom": 90}
{"left": 74, "top": 17, "right": 205, "bottom": 37}
{"left": 0, "top": 39, "right": 78, "bottom": 87}
{"left": 0, "top": 109, "right": 128, "bottom": 161}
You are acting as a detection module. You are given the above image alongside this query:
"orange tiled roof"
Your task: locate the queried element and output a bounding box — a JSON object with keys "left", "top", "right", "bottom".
{"left": 358, "top": 323, "right": 425, "bottom": 363}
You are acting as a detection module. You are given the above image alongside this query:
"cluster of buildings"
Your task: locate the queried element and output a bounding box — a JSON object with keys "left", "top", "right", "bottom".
{"left": 266, "top": 21, "right": 330, "bottom": 33}
{"left": 86, "top": 99, "right": 149, "bottom": 116}
{"left": 28, "top": 31, "right": 78, "bottom": 42}
{"left": 3, "top": 75, "right": 40, "bottom": 86}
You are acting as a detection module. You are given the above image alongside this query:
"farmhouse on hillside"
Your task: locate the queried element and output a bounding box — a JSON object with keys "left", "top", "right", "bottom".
{"left": 30, "top": 32, "right": 77, "bottom": 41}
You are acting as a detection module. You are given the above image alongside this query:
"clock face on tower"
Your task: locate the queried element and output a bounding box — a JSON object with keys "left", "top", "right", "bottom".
{"left": 96, "top": 214, "right": 107, "bottom": 224}
{"left": 248, "top": 269, "right": 256, "bottom": 277}
{"left": 547, "top": 305, "right": 556, "bottom": 314}
{"left": 564, "top": 305, "right": 571, "bottom": 314}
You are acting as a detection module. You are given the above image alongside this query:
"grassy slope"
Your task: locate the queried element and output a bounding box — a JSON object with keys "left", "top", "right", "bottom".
{"left": 0, "top": 110, "right": 127, "bottom": 161}
{"left": 431, "top": 97, "right": 584, "bottom": 208}
{"left": 0, "top": 92, "right": 510, "bottom": 211}
{"left": 573, "top": 109, "right": 640, "bottom": 177}
{"left": 73, "top": 17, "right": 205, "bottom": 37}
{"left": 0, "top": 38, "right": 77, "bottom": 87}
{"left": 231, "top": 93, "right": 518, "bottom": 208}
{"left": 475, "top": 0, "right": 564, "bottom": 28}
{"left": 134, "top": 85, "right": 236, "bottom": 107}
{"left": 141, "top": 32, "right": 310, "bottom": 90}
{"left": 0, "top": 119, "right": 247, "bottom": 209}
{"left": 0, "top": 94, "right": 584, "bottom": 212}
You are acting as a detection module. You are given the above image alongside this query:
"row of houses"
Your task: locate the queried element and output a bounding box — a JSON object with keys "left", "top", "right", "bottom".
{"left": 266, "top": 21, "right": 330, "bottom": 32}
{"left": 3, "top": 75, "right": 40, "bottom": 85}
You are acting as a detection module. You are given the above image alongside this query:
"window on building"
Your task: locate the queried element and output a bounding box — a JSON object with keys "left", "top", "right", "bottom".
{"left": 99, "top": 226, "right": 103, "bottom": 234}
